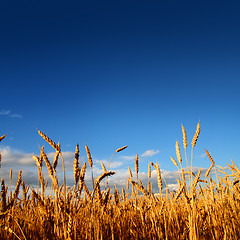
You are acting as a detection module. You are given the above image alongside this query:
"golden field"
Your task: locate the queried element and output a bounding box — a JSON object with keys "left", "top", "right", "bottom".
{"left": 0, "top": 123, "right": 240, "bottom": 240}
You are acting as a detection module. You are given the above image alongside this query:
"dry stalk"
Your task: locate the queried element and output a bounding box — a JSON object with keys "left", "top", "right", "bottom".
{"left": 176, "top": 141, "right": 182, "bottom": 164}
{"left": 85, "top": 145, "right": 94, "bottom": 190}
{"left": 53, "top": 143, "right": 60, "bottom": 170}
{"left": 41, "top": 147, "right": 59, "bottom": 189}
{"left": 191, "top": 122, "right": 200, "bottom": 185}
{"left": 152, "top": 163, "right": 162, "bottom": 196}
{"left": 0, "top": 134, "right": 6, "bottom": 169}
{"left": 129, "top": 178, "right": 147, "bottom": 197}
{"left": 1, "top": 179, "right": 7, "bottom": 212}
{"left": 174, "top": 180, "right": 185, "bottom": 201}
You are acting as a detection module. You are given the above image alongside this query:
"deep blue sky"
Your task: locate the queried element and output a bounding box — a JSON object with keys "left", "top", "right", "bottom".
{"left": 0, "top": 0, "right": 240, "bottom": 175}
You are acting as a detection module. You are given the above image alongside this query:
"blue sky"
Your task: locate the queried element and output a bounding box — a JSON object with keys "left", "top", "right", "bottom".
{"left": 0, "top": 1, "right": 239, "bottom": 191}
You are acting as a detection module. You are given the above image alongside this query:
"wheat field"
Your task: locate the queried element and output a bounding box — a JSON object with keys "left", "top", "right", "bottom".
{"left": 0, "top": 123, "right": 240, "bottom": 240}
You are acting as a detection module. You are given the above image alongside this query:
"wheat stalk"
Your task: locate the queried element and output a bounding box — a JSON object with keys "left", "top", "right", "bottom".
{"left": 129, "top": 178, "right": 147, "bottom": 197}
{"left": 174, "top": 180, "right": 185, "bottom": 201}
{"left": 8, "top": 170, "right": 22, "bottom": 208}
{"left": 152, "top": 162, "right": 162, "bottom": 195}
{"left": 114, "top": 184, "right": 120, "bottom": 205}
{"left": 85, "top": 145, "right": 94, "bottom": 190}
{"left": 192, "top": 168, "right": 202, "bottom": 190}
{"left": 176, "top": 141, "right": 182, "bottom": 164}
{"left": 205, "top": 165, "right": 214, "bottom": 178}
{"left": 53, "top": 143, "right": 60, "bottom": 170}
{"left": 9, "top": 169, "right": 12, "bottom": 200}
{"left": 0, "top": 135, "right": 6, "bottom": 168}
{"left": 41, "top": 147, "right": 59, "bottom": 189}
{"left": 190, "top": 122, "right": 200, "bottom": 185}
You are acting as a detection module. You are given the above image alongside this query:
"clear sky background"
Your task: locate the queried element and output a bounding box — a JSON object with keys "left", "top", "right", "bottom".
{"left": 0, "top": 1, "right": 239, "bottom": 191}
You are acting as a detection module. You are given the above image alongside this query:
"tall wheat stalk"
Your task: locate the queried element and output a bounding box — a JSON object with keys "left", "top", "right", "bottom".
{"left": 191, "top": 122, "right": 200, "bottom": 185}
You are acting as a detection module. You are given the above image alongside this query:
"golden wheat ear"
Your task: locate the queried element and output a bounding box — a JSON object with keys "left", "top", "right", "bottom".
{"left": 0, "top": 134, "right": 6, "bottom": 168}
{"left": 85, "top": 145, "right": 93, "bottom": 168}
{"left": 73, "top": 144, "right": 80, "bottom": 185}
{"left": 37, "top": 129, "right": 61, "bottom": 152}
{"left": 135, "top": 154, "right": 139, "bottom": 177}
{"left": 116, "top": 145, "right": 128, "bottom": 152}
{"left": 191, "top": 122, "right": 200, "bottom": 148}
{"left": 181, "top": 125, "right": 187, "bottom": 149}
{"left": 175, "top": 141, "right": 182, "bottom": 164}
{"left": 0, "top": 134, "right": 6, "bottom": 142}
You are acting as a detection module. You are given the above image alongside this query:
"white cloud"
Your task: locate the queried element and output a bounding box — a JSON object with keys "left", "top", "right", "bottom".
{"left": 0, "top": 146, "right": 212, "bottom": 195}
{"left": 10, "top": 114, "right": 23, "bottom": 118}
{"left": 200, "top": 153, "right": 207, "bottom": 158}
{"left": 0, "top": 110, "right": 23, "bottom": 118}
{"left": 0, "top": 110, "right": 11, "bottom": 115}
{"left": 0, "top": 146, "right": 35, "bottom": 166}
{"left": 141, "top": 149, "right": 160, "bottom": 157}
{"left": 95, "top": 159, "right": 123, "bottom": 169}
{"left": 119, "top": 155, "right": 136, "bottom": 161}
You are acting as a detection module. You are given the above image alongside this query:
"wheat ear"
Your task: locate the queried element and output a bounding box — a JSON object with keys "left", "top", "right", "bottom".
{"left": 152, "top": 162, "right": 162, "bottom": 196}
{"left": 1, "top": 179, "right": 7, "bottom": 212}
{"left": 41, "top": 147, "right": 59, "bottom": 189}
{"left": 205, "top": 149, "right": 215, "bottom": 178}
{"left": 129, "top": 178, "right": 147, "bottom": 196}
{"left": 0, "top": 135, "right": 6, "bottom": 142}
{"left": 116, "top": 145, "right": 128, "bottom": 152}
{"left": 73, "top": 144, "right": 80, "bottom": 186}
{"left": 100, "top": 161, "right": 107, "bottom": 173}
{"left": 37, "top": 130, "right": 60, "bottom": 152}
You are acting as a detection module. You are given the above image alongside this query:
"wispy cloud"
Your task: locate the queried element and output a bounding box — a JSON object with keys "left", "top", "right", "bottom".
{"left": 0, "top": 110, "right": 23, "bottom": 118}
{"left": 120, "top": 155, "right": 136, "bottom": 161}
{"left": 200, "top": 153, "right": 207, "bottom": 158}
{"left": 141, "top": 149, "right": 160, "bottom": 157}
{"left": 0, "top": 110, "right": 11, "bottom": 115}
{"left": 95, "top": 159, "right": 123, "bottom": 169}
{"left": 10, "top": 114, "right": 23, "bottom": 118}
{"left": 120, "top": 149, "right": 160, "bottom": 161}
